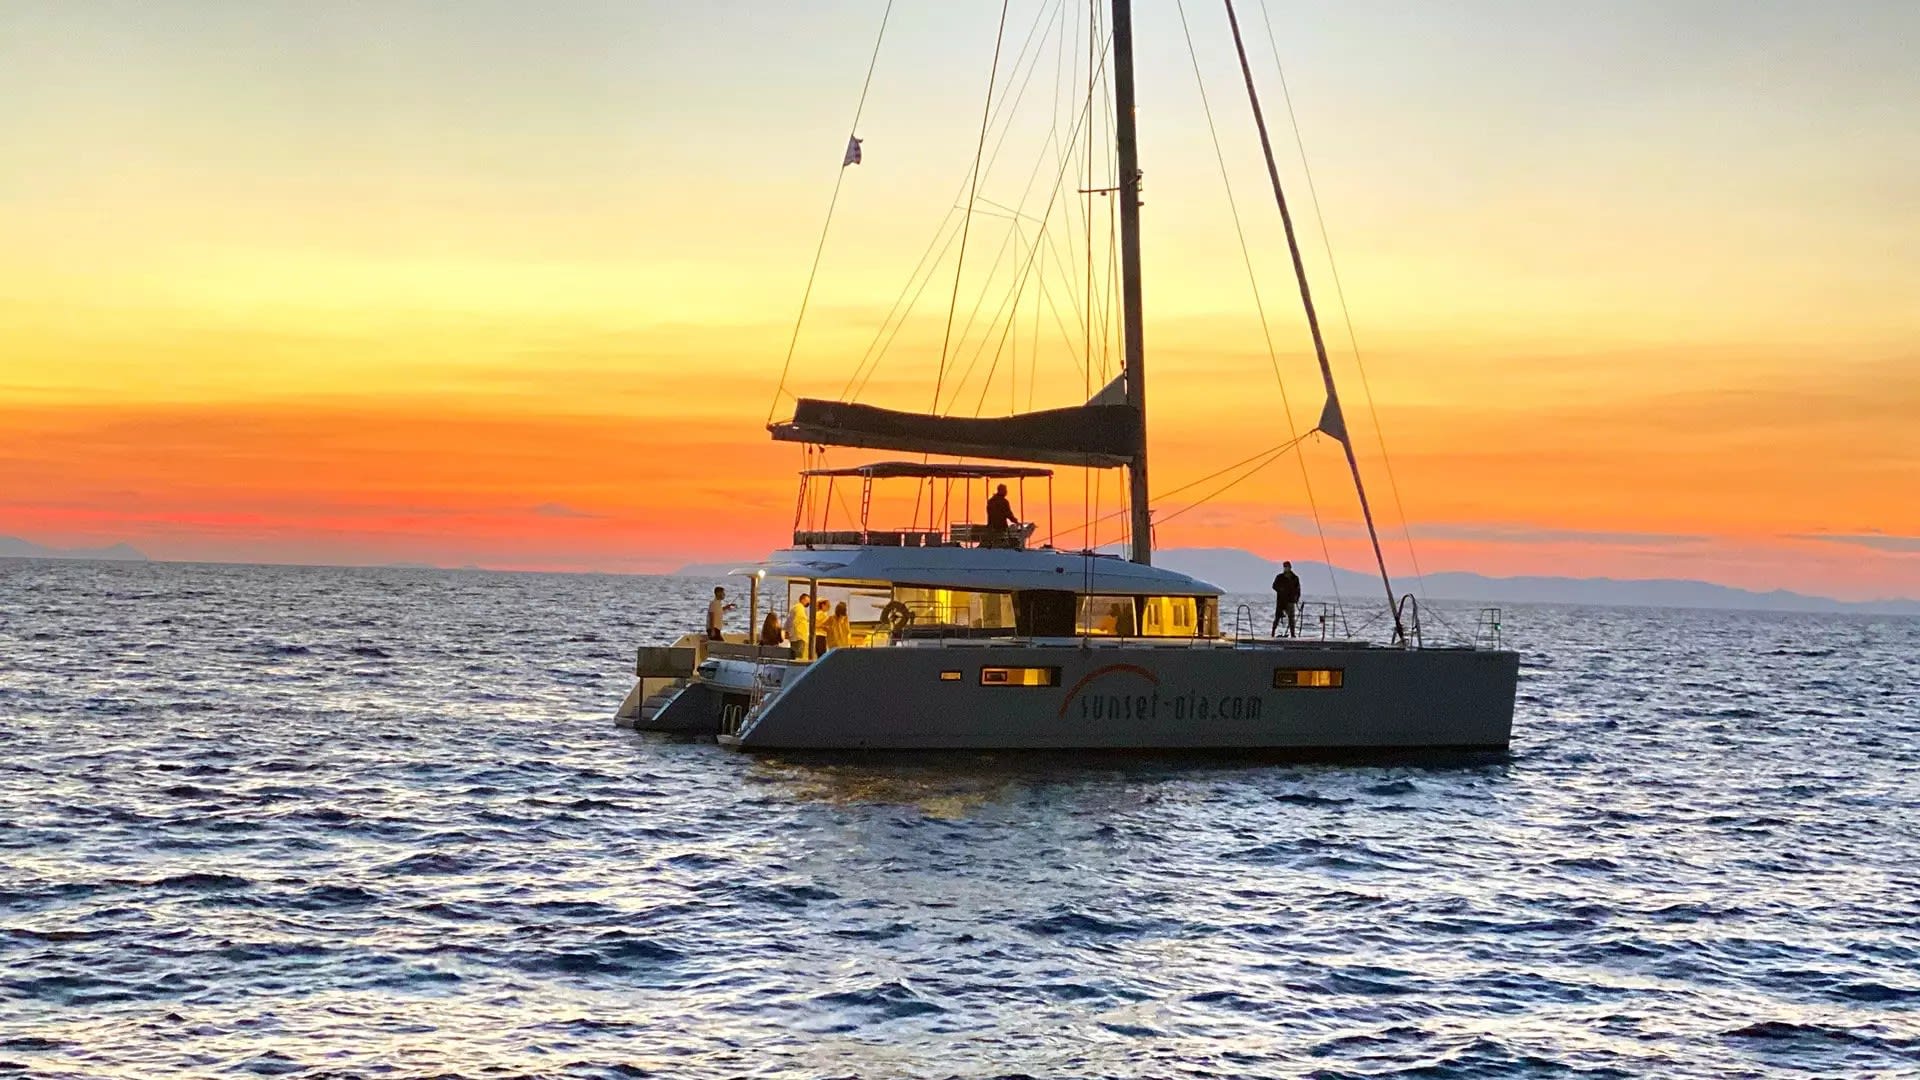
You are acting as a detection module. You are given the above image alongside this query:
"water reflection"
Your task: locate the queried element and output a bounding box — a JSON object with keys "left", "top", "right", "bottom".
{"left": 2, "top": 561, "right": 1916, "bottom": 1077}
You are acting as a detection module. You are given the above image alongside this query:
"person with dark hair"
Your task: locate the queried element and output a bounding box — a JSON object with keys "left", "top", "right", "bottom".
{"left": 759, "top": 611, "right": 784, "bottom": 648}
{"left": 706, "top": 586, "right": 735, "bottom": 641}
{"left": 788, "top": 591, "right": 813, "bottom": 660}
{"left": 1271, "top": 560, "right": 1302, "bottom": 637}
{"left": 985, "top": 483, "right": 1020, "bottom": 547}
{"left": 826, "top": 601, "right": 852, "bottom": 651}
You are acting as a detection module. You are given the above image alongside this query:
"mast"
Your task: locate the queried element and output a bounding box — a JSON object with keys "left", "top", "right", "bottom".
{"left": 1222, "top": 0, "right": 1405, "bottom": 641}
{"left": 1112, "top": 0, "right": 1151, "bottom": 565}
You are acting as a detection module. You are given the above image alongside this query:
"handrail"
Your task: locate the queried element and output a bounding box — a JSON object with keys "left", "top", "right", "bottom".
{"left": 1475, "top": 607, "right": 1504, "bottom": 650}
{"left": 1232, "top": 603, "right": 1254, "bottom": 640}
{"left": 1393, "top": 593, "right": 1423, "bottom": 649}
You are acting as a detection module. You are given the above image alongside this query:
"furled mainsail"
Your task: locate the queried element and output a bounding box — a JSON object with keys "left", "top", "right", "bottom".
{"left": 771, "top": 377, "right": 1137, "bottom": 469}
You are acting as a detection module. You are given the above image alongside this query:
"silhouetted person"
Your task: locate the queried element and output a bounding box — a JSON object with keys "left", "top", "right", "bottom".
{"left": 759, "top": 612, "right": 784, "bottom": 647}
{"left": 1272, "top": 560, "right": 1301, "bottom": 637}
{"left": 985, "top": 483, "right": 1020, "bottom": 547}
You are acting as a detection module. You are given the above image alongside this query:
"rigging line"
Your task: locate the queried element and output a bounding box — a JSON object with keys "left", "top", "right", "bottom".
{"left": 841, "top": 209, "right": 961, "bottom": 400}
{"left": 941, "top": 234, "right": 1033, "bottom": 412}
{"left": 1174, "top": 0, "right": 1343, "bottom": 610}
{"left": 939, "top": 0, "right": 1078, "bottom": 381}
{"left": 767, "top": 0, "right": 895, "bottom": 425}
{"left": 844, "top": 213, "right": 968, "bottom": 401}
{"left": 1154, "top": 437, "right": 1308, "bottom": 527}
{"left": 1081, "top": 0, "right": 1099, "bottom": 590}
{"left": 1051, "top": 434, "right": 1309, "bottom": 543}
{"left": 844, "top": 0, "right": 1062, "bottom": 405}
{"left": 1223, "top": 0, "right": 1402, "bottom": 642}
{"left": 1028, "top": 226, "right": 1043, "bottom": 412}
{"left": 932, "top": 23, "right": 1117, "bottom": 411}
{"left": 931, "top": 0, "right": 1013, "bottom": 416}
{"left": 1037, "top": 0, "right": 1070, "bottom": 420}
{"left": 975, "top": 0, "right": 1069, "bottom": 197}
{"left": 970, "top": 229, "right": 1031, "bottom": 416}
{"left": 938, "top": 32, "right": 1090, "bottom": 414}
{"left": 1254, "top": 0, "right": 1425, "bottom": 595}
{"left": 1032, "top": 249, "right": 1095, "bottom": 380}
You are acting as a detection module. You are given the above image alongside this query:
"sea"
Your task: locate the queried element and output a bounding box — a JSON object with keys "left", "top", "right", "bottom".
{"left": 2, "top": 559, "right": 1916, "bottom": 1079}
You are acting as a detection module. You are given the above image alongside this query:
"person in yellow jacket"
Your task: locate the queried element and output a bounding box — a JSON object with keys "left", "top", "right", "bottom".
{"left": 825, "top": 601, "right": 853, "bottom": 651}
{"left": 788, "top": 592, "right": 813, "bottom": 660}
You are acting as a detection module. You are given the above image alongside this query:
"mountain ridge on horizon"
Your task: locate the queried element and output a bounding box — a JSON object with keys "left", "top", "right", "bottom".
{"left": 672, "top": 544, "right": 1919, "bottom": 616}
{"left": 0, "top": 536, "right": 149, "bottom": 562}
{"left": 4, "top": 533, "right": 1911, "bottom": 615}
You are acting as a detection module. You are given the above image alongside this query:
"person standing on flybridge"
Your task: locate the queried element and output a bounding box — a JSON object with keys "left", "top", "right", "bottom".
{"left": 985, "top": 484, "right": 1021, "bottom": 547}
{"left": 1272, "top": 561, "right": 1302, "bottom": 637}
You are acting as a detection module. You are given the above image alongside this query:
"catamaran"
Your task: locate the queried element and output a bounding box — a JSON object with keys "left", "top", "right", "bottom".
{"left": 616, "top": 0, "right": 1520, "bottom": 753}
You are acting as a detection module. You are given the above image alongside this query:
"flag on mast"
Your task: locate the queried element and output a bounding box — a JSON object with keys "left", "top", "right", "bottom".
{"left": 842, "top": 136, "right": 862, "bottom": 167}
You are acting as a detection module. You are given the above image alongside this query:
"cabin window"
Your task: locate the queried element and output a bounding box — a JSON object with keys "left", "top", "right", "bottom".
{"left": 1139, "top": 596, "right": 1200, "bottom": 637}
{"left": 792, "top": 584, "right": 892, "bottom": 648}
{"left": 980, "top": 666, "right": 1060, "bottom": 687}
{"left": 892, "top": 586, "right": 1015, "bottom": 629}
{"left": 1274, "top": 667, "right": 1343, "bottom": 689}
{"left": 939, "top": 670, "right": 963, "bottom": 682}
{"left": 1076, "top": 595, "right": 1137, "bottom": 636}
{"left": 1076, "top": 595, "right": 1200, "bottom": 637}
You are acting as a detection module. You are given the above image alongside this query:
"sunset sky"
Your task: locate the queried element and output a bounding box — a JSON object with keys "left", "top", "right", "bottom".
{"left": 3, "top": 1, "right": 1916, "bottom": 600}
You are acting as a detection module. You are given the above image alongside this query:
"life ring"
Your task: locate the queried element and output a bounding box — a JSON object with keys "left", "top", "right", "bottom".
{"left": 879, "top": 600, "right": 916, "bottom": 636}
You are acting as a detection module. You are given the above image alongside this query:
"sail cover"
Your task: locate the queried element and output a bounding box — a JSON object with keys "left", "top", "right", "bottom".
{"left": 771, "top": 377, "right": 1138, "bottom": 468}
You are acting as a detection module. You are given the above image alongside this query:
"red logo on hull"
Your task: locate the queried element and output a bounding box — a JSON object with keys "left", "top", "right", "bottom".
{"left": 1058, "top": 663, "right": 1160, "bottom": 718}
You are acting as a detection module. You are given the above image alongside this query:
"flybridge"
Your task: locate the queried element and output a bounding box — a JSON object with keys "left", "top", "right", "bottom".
{"left": 789, "top": 460, "right": 1056, "bottom": 552}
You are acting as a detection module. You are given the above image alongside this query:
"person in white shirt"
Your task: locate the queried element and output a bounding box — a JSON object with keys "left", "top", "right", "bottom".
{"left": 788, "top": 592, "right": 813, "bottom": 660}
{"left": 706, "top": 586, "right": 735, "bottom": 641}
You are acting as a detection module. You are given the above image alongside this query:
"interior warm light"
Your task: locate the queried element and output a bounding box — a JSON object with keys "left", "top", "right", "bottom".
{"left": 980, "top": 666, "right": 1060, "bottom": 687}
{"left": 1274, "top": 668, "right": 1343, "bottom": 689}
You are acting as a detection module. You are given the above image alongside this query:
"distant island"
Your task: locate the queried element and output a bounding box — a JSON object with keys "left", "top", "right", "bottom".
{"left": 5, "top": 532, "right": 1909, "bottom": 615}
{"left": 673, "top": 546, "right": 1920, "bottom": 617}
{"left": 0, "top": 536, "right": 148, "bottom": 562}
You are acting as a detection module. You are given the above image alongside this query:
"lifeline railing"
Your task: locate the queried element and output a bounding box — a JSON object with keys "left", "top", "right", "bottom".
{"left": 1233, "top": 600, "right": 1353, "bottom": 641}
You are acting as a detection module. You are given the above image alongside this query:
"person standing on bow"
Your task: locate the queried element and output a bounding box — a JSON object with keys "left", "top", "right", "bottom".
{"left": 1271, "top": 560, "right": 1302, "bottom": 637}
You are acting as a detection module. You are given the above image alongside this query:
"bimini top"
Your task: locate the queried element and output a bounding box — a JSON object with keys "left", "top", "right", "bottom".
{"left": 730, "top": 544, "right": 1220, "bottom": 598}
{"left": 801, "top": 461, "right": 1053, "bottom": 481}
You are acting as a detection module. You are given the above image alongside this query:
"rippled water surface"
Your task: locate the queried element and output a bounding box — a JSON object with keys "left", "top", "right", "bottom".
{"left": 3, "top": 560, "right": 1917, "bottom": 1078}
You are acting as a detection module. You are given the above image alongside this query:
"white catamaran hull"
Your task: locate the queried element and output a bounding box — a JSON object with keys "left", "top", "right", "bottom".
{"left": 727, "top": 642, "right": 1518, "bottom": 752}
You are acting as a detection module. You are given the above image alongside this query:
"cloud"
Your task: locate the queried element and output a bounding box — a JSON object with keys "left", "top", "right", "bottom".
{"left": 1273, "top": 514, "right": 1370, "bottom": 540}
{"left": 1413, "top": 523, "right": 1710, "bottom": 546}
{"left": 530, "top": 502, "right": 602, "bottom": 520}
{"left": 1788, "top": 532, "right": 1920, "bottom": 554}
{"left": 1276, "top": 514, "right": 1709, "bottom": 547}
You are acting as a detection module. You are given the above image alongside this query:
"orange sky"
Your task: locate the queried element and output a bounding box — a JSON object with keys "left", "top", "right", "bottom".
{"left": 2, "top": 2, "right": 1916, "bottom": 600}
